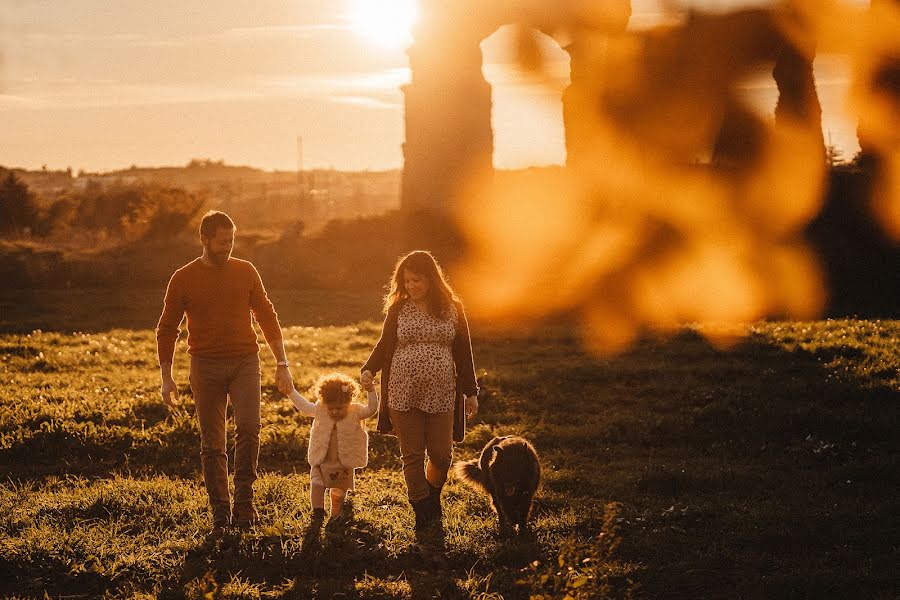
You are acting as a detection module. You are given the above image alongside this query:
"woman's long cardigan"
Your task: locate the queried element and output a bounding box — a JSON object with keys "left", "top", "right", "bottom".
{"left": 361, "top": 299, "right": 478, "bottom": 442}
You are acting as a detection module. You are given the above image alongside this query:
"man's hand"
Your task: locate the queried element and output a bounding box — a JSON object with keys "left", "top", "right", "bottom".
{"left": 276, "top": 365, "right": 294, "bottom": 396}
{"left": 464, "top": 395, "right": 479, "bottom": 420}
{"left": 160, "top": 375, "right": 179, "bottom": 410}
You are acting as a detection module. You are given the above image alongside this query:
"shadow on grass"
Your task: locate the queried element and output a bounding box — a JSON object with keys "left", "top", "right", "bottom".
{"left": 165, "top": 513, "right": 401, "bottom": 599}
{"left": 483, "top": 329, "right": 899, "bottom": 599}
{"left": 0, "top": 552, "right": 121, "bottom": 598}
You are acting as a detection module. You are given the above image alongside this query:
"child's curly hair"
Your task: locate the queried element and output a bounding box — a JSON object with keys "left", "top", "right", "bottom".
{"left": 312, "top": 372, "right": 361, "bottom": 406}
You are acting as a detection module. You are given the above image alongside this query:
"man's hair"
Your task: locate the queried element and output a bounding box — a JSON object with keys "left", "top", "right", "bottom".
{"left": 199, "top": 210, "right": 235, "bottom": 238}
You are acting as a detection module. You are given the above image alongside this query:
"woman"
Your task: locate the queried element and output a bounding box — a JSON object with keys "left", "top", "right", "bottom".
{"left": 361, "top": 250, "right": 479, "bottom": 530}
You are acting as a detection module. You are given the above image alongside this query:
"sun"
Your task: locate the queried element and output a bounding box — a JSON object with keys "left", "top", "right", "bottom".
{"left": 348, "top": 0, "right": 418, "bottom": 49}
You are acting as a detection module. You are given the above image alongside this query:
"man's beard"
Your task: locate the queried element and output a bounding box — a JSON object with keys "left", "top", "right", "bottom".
{"left": 209, "top": 251, "right": 230, "bottom": 266}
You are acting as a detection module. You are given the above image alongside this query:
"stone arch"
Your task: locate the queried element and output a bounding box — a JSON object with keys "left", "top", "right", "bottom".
{"left": 400, "top": 1, "right": 632, "bottom": 213}
{"left": 480, "top": 25, "right": 571, "bottom": 169}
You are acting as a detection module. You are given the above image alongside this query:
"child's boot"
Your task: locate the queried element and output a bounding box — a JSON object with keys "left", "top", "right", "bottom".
{"left": 329, "top": 491, "right": 350, "bottom": 525}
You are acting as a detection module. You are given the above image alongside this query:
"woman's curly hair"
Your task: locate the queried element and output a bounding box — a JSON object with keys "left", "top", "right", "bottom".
{"left": 312, "top": 372, "right": 361, "bottom": 406}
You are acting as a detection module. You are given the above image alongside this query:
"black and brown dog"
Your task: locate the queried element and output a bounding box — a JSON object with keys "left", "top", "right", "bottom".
{"left": 455, "top": 435, "right": 541, "bottom": 535}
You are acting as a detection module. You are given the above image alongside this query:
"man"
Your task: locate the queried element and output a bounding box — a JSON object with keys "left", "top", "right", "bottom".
{"left": 156, "top": 210, "right": 293, "bottom": 535}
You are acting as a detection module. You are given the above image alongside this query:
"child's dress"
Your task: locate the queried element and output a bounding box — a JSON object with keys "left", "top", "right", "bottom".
{"left": 290, "top": 389, "right": 379, "bottom": 491}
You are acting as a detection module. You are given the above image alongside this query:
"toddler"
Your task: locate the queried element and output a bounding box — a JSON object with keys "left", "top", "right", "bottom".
{"left": 288, "top": 372, "right": 378, "bottom": 521}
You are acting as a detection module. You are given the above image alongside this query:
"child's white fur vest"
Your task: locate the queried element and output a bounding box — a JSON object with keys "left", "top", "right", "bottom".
{"left": 307, "top": 403, "right": 370, "bottom": 468}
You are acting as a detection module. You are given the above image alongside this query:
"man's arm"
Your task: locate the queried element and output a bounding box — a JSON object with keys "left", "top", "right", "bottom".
{"left": 272, "top": 339, "right": 293, "bottom": 396}
{"left": 248, "top": 263, "right": 294, "bottom": 395}
{"left": 156, "top": 272, "right": 185, "bottom": 409}
{"left": 159, "top": 362, "right": 178, "bottom": 408}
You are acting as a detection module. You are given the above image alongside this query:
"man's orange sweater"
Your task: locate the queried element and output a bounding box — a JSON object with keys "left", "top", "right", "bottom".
{"left": 156, "top": 257, "right": 283, "bottom": 364}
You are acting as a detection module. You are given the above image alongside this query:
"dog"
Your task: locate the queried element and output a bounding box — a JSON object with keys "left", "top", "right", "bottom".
{"left": 454, "top": 435, "right": 540, "bottom": 535}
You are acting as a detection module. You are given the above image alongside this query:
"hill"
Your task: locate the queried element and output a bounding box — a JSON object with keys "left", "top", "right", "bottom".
{"left": 3, "top": 161, "right": 401, "bottom": 234}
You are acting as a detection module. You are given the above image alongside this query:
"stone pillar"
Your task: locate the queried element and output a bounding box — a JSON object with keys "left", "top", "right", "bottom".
{"left": 400, "top": 1, "right": 494, "bottom": 215}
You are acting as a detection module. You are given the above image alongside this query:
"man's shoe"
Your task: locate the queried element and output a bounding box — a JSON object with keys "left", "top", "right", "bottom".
{"left": 209, "top": 523, "right": 228, "bottom": 539}
{"left": 233, "top": 519, "right": 256, "bottom": 531}
{"left": 233, "top": 502, "right": 258, "bottom": 530}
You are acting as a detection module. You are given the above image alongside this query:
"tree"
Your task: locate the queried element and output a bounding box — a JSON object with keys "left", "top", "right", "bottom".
{"left": 66, "top": 182, "right": 204, "bottom": 242}
{"left": 0, "top": 173, "right": 38, "bottom": 236}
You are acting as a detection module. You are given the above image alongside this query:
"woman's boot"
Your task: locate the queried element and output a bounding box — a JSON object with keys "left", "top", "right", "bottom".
{"left": 427, "top": 482, "right": 443, "bottom": 523}
{"left": 411, "top": 496, "right": 436, "bottom": 530}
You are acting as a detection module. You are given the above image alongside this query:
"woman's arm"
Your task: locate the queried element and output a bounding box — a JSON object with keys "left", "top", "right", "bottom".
{"left": 361, "top": 316, "right": 388, "bottom": 374}
{"left": 361, "top": 306, "right": 398, "bottom": 375}
{"left": 453, "top": 302, "right": 479, "bottom": 399}
{"left": 289, "top": 389, "right": 317, "bottom": 416}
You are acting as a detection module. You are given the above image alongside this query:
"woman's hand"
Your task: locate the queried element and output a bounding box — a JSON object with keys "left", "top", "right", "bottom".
{"left": 464, "top": 395, "right": 479, "bottom": 420}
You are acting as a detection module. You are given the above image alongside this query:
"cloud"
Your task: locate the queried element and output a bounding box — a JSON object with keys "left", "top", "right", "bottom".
{"left": 1, "top": 79, "right": 263, "bottom": 110}
{"left": 1, "top": 67, "right": 410, "bottom": 110}
{"left": 256, "top": 68, "right": 410, "bottom": 95}
{"left": 331, "top": 95, "right": 402, "bottom": 109}
{"left": 14, "top": 22, "right": 349, "bottom": 51}
{"left": 135, "top": 24, "right": 351, "bottom": 48}
{"left": 226, "top": 24, "right": 349, "bottom": 38}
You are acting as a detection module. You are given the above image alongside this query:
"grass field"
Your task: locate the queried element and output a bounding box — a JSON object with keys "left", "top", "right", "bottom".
{"left": 1, "top": 315, "right": 898, "bottom": 598}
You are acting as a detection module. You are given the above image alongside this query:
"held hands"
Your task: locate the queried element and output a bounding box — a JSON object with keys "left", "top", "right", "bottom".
{"left": 276, "top": 364, "right": 294, "bottom": 396}
{"left": 465, "top": 394, "right": 479, "bottom": 420}
{"left": 361, "top": 369, "right": 375, "bottom": 391}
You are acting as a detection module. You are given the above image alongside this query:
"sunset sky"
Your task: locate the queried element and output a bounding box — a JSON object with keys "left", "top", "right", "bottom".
{"left": 1, "top": 0, "right": 861, "bottom": 173}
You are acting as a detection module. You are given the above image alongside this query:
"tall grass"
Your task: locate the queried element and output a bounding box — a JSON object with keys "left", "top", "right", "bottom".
{"left": 1, "top": 318, "right": 897, "bottom": 598}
